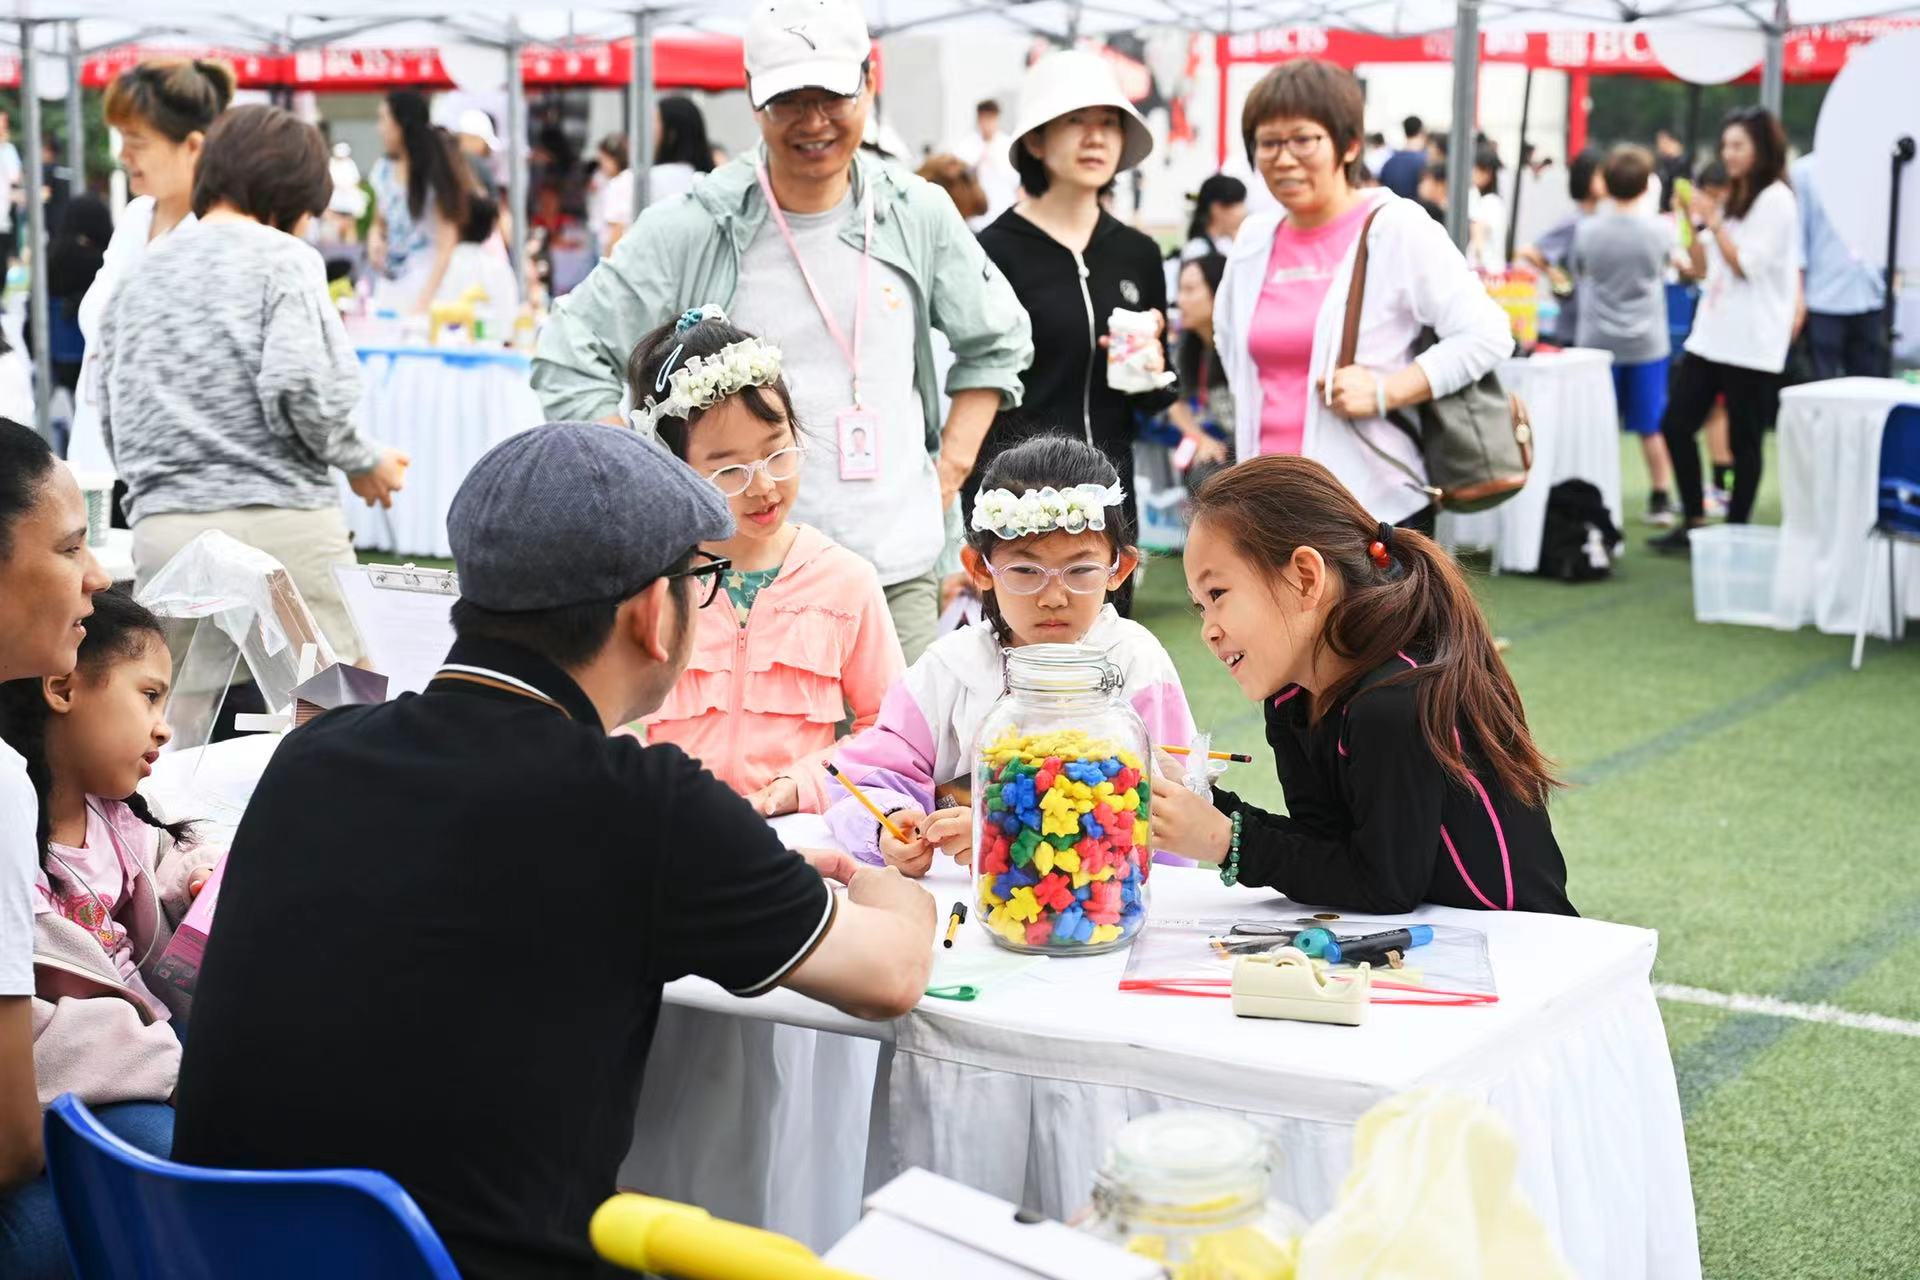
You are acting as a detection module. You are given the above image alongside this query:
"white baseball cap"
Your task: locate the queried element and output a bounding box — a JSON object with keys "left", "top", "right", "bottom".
{"left": 457, "top": 108, "right": 501, "bottom": 152}
{"left": 745, "top": 0, "right": 871, "bottom": 111}
{"left": 1009, "top": 48, "right": 1153, "bottom": 174}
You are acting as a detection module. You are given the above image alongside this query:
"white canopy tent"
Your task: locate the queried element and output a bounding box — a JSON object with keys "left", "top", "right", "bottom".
{"left": 4, "top": 0, "right": 1915, "bottom": 434}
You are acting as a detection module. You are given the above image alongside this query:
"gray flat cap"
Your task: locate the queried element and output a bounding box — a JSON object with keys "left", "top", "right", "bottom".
{"left": 448, "top": 422, "right": 734, "bottom": 611}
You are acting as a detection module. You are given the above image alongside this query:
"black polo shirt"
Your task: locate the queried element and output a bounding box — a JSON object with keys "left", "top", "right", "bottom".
{"left": 173, "top": 637, "right": 837, "bottom": 1279}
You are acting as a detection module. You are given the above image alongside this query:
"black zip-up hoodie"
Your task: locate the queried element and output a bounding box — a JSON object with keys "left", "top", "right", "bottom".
{"left": 974, "top": 209, "right": 1178, "bottom": 500}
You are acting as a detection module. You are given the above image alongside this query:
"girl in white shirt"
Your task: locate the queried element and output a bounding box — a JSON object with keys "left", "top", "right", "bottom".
{"left": 1652, "top": 107, "right": 1800, "bottom": 551}
{"left": 67, "top": 58, "right": 236, "bottom": 474}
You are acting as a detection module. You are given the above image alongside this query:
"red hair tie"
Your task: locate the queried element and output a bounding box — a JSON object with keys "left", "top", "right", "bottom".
{"left": 1368, "top": 522, "right": 1394, "bottom": 570}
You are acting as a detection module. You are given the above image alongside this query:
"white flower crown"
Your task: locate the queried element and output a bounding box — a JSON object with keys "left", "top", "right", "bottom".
{"left": 970, "top": 482, "right": 1126, "bottom": 540}
{"left": 630, "top": 328, "right": 785, "bottom": 438}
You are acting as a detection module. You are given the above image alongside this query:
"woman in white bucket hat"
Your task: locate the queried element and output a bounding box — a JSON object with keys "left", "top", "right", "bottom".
{"left": 972, "top": 48, "right": 1174, "bottom": 545}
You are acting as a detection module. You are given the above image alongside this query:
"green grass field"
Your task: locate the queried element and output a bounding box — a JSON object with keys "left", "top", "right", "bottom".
{"left": 1130, "top": 440, "right": 1920, "bottom": 1279}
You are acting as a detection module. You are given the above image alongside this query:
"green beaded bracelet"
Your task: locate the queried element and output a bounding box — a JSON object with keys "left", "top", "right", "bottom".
{"left": 1219, "top": 810, "right": 1244, "bottom": 886}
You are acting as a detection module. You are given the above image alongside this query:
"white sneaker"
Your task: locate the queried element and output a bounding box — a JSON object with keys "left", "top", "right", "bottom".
{"left": 1704, "top": 487, "right": 1730, "bottom": 519}
{"left": 1645, "top": 505, "right": 1680, "bottom": 529}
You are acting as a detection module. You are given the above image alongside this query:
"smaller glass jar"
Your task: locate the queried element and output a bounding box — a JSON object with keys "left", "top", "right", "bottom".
{"left": 971, "top": 644, "right": 1151, "bottom": 956}
{"left": 1082, "top": 1112, "right": 1307, "bottom": 1278}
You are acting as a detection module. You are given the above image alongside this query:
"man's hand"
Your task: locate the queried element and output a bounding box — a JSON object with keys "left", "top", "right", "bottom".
{"left": 797, "top": 847, "right": 860, "bottom": 884}
{"left": 937, "top": 453, "right": 972, "bottom": 513}
{"left": 348, "top": 449, "right": 410, "bottom": 509}
{"left": 846, "top": 863, "right": 937, "bottom": 927}
{"left": 745, "top": 776, "right": 800, "bottom": 819}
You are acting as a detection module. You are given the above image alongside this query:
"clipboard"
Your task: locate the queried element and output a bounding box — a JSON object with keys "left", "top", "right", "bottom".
{"left": 332, "top": 563, "right": 459, "bottom": 697}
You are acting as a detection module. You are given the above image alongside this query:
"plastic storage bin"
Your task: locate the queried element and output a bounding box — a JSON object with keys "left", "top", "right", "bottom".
{"left": 1690, "top": 524, "right": 1782, "bottom": 627}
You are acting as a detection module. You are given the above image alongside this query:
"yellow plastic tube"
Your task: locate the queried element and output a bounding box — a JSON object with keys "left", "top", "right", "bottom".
{"left": 590, "top": 1194, "right": 871, "bottom": 1280}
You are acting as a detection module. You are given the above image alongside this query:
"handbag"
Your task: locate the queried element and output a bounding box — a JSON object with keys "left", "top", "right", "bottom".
{"left": 1336, "top": 205, "right": 1533, "bottom": 513}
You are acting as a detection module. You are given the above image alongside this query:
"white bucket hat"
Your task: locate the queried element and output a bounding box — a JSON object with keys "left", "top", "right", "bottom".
{"left": 1008, "top": 48, "right": 1153, "bottom": 174}
{"left": 745, "top": 0, "right": 872, "bottom": 110}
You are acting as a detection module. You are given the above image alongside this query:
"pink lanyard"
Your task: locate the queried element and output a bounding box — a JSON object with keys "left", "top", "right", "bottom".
{"left": 755, "top": 163, "right": 875, "bottom": 407}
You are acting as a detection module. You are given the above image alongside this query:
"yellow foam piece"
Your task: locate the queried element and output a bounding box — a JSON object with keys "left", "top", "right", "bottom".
{"left": 1006, "top": 886, "right": 1043, "bottom": 923}
{"left": 1091, "top": 864, "right": 1115, "bottom": 882}
{"left": 1134, "top": 820, "right": 1151, "bottom": 848}
{"left": 995, "top": 915, "right": 1028, "bottom": 944}
{"left": 1116, "top": 790, "right": 1140, "bottom": 813}
{"left": 980, "top": 880, "right": 1005, "bottom": 907}
{"left": 1094, "top": 782, "right": 1114, "bottom": 801}
{"left": 1033, "top": 842, "right": 1056, "bottom": 876}
{"left": 1054, "top": 848, "right": 1080, "bottom": 874}
{"left": 1071, "top": 868, "right": 1093, "bottom": 889}
{"left": 1089, "top": 924, "right": 1121, "bottom": 946}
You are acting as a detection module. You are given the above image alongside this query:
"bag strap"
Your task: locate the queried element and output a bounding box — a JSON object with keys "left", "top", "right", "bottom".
{"left": 1333, "top": 204, "right": 1442, "bottom": 502}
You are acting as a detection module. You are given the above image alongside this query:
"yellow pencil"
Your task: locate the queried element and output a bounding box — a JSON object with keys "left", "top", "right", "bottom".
{"left": 824, "top": 763, "right": 910, "bottom": 844}
{"left": 1159, "top": 745, "right": 1256, "bottom": 764}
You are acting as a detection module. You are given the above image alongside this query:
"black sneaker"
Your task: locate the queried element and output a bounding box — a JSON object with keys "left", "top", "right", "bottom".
{"left": 1649, "top": 525, "right": 1692, "bottom": 555}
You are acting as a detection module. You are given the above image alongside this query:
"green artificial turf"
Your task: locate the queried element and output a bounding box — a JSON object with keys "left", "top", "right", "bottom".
{"left": 1133, "top": 436, "right": 1920, "bottom": 1279}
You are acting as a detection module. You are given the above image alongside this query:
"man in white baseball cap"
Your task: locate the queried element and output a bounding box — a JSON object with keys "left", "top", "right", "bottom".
{"left": 534, "top": 0, "right": 1033, "bottom": 665}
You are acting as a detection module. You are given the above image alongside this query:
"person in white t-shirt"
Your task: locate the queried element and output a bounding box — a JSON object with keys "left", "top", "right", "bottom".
{"left": 949, "top": 99, "right": 1022, "bottom": 229}
{"left": 0, "top": 423, "right": 111, "bottom": 1197}
{"left": 0, "top": 112, "right": 20, "bottom": 268}
{"left": 1651, "top": 107, "right": 1800, "bottom": 553}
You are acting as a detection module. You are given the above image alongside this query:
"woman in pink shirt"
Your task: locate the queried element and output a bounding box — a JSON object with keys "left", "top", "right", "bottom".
{"left": 625, "top": 307, "right": 906, "bottom": 817}
{"left": 1215, "top": 61, "right": 1512, "bottom": 533}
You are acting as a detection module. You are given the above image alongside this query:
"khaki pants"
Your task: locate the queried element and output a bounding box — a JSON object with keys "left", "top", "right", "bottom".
{"left": 883, "top": 569, "right": 941, "bottom": 666}
{"left": 133, "top": 506, "right": 364, "bottom": 664}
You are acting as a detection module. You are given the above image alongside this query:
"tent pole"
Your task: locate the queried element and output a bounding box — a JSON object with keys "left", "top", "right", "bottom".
{"left": 1506, "top": 62, "right": 1532, "bottom": 264}
{"left": 22, "top": 22, "right": 51, "bottom": 439}
{"left": 1760, "top": 0, "right": 1786, "bottom": 116}
{"left": 66, "top": 22, "right": 83, "bottom": 194}
{"left": 635, "top": 9, "right": 655, "bottom": 211}
{"left": 507, "top": 21, "right": 528, "bottom": 298}
{"left": 1445, "top": 0, "right": 1481, "bottom": 252}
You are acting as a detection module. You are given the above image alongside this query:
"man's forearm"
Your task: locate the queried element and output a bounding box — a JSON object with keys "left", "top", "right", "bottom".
{"left": 937, "top": 387, "right": 1000, "bottom": 497}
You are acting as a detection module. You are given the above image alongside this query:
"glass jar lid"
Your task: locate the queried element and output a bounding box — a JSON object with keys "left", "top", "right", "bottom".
{"left": 1004, "top": 643, "right": 1124, "bottom": 696}
{"left": 1094, "top": 1112, "right": 1274, "bottom": 1226}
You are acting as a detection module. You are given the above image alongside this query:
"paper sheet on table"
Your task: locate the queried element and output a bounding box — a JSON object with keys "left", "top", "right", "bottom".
{"left": 1121, "top": 917, "right": 1497, "bottom": 1006}
{"left": 928, "top": 946, "right": 1044, "bottom": 998}
{"left": 332, "top": 564, "right": 457, "bottom": 696}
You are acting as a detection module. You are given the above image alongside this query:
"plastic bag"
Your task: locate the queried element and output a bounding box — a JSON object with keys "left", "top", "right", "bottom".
{"left": 1120, "top": 914, "right": 1497, "bottom": 1006}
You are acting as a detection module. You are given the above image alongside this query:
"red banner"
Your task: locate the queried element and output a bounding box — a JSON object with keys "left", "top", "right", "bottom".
{"left": 0, "top": 35, "right": 748, "bottom": 93}
{"left": 1223, "top": 18, "right": 1920, "bottom": 82}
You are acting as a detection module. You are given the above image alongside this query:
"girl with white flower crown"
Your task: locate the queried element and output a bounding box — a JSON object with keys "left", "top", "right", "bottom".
{"left": 623, "top": 306, "right": 907, "bottom": 818}
{"left": 820, "top": 434, "right": 1196, "bottom": 873}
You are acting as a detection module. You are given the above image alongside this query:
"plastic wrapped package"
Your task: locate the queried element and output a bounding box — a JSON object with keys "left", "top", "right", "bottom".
{"left": 137, "top": 530, "right": 337, "bottom": 736}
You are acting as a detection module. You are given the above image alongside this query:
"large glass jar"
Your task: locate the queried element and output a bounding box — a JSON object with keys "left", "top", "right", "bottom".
{"left": 1082, "top": 1111, "right": 1307, "bottom": 1278}
{"left": 972, "top": 643, "right": 1151, "bottom": 956}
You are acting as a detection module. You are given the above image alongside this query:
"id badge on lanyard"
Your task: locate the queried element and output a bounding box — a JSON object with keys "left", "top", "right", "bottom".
{"left": 756, "top": 163, "right": 881, "bottom": 482}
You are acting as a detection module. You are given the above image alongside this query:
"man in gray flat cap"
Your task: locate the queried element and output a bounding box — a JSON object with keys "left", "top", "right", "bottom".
{"left": 174, "top": 423, "right": 935, "bottom": 1280}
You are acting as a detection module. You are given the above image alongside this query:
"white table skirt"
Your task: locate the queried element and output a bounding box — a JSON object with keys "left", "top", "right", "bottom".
{"left": 1771, "top": 377, "right": 1920, "bottom": 638}
{"left": 336, "top": 347, "right": 543, "bottom": 559}
{"left": 633, "top": 821, "right": 1699, "bottom": 1279}
{"left": 1438, "top": 349, "right": 1624, "bottom": 573}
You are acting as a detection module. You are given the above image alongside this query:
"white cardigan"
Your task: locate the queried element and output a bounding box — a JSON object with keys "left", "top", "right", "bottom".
{"left": 1215, "top": 191, "right": 1514, "bottom": 523}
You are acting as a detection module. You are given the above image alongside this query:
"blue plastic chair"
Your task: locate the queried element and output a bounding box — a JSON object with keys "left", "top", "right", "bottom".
{"left": 43, "top": 1094, "right": 461, "bottom": 1280}
{"left": 1852, "top": 404, "right": 1920, "bottom": 669}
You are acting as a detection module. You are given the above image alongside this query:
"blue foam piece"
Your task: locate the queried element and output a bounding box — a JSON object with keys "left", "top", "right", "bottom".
{"left": 1052, "top": 906, "right": 1083, "bottom": 941}
{"left": 1007, "top": 865, "right": 1038, "bottom": 888}
{"left": 1080, "top": 814, "right": 1104, "bottom": 839}
{"left": 1101, "top": 758, "right": 1121, "bottom": 777}
{"left": 1074, "top": 916, "right": 1096, "bottom": 943}
{"left": 1074, "top": 884, "right": 1092, "bottom": 901}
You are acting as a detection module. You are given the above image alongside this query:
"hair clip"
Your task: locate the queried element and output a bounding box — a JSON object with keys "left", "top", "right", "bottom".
{"left": 676, "top": 304, "right": 725, "bottom": 334}
{"left": 1368, "top": 522, "right": 1394, "bottom": 570}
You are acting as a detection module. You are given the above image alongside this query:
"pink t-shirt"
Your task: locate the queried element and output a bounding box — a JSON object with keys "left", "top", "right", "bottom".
{"left": 35, "top": 802, "right": 169, "bottom": 1020}
{"left": 1247, "top": 200, "right": 1374, "bottom": 457}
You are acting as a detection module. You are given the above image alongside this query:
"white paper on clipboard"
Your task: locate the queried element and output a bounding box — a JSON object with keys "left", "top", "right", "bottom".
{"left": 332, "top": 563, "right": 458, "bottom": 697}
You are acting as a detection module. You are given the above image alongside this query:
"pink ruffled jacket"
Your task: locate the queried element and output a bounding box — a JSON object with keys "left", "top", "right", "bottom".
{"left": 821, "top": 606, "right": 1197, "bottom": 864}
{"left": 642, "top": 524, "right": 905, "bottom": 810}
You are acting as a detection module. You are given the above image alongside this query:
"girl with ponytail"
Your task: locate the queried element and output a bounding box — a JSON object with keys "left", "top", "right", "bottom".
{"left": 0, "top": 588, "right": 217, "bottom": 1155}
{"left": 1151, "top": 455, "right": 1574, "bottom": 915}
{"left": 369, "top": 90, "right": 473, "bottom": 313}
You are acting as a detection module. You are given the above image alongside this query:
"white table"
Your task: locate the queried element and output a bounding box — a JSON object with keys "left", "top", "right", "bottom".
{"left": 632, "top": 820, "right": 1699, "bottom": 1280}
{"left": 145, "top": 746, "right": 1699, "bottom": 1280}
{"left": 1772, "top": 377, "right": 1920, "bottom": 639}
{"left": 1438, "top": 348, "right": 1624, "bottom": 574}
{"left": 336, "top": 346, "right": 543, "bottom": 559}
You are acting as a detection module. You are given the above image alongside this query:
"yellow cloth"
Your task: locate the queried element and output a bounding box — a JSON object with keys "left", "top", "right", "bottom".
{"left": 1297, "top": 1089, "right": 1573, "bottom": 1280}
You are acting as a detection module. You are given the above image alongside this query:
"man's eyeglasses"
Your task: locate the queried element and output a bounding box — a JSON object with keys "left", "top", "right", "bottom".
{"left": 763, "top": 91, "right": 861, "bottom": 127}
{"left": 1253, "top": 131, "right": 1330, "bottom": 160}
{"left": 662, "top": 550, "right": 733, "bottom": 610}
{"left": 708, "top": 445, "right": 803, "bottom": 497}
{"left": 985, "top": 560, "right": 1118, "bottom": 597}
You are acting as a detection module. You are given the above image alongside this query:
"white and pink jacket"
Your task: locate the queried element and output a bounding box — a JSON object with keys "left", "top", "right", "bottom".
{"left": 820, "top": 606, "right": 1197, "bottom": 864}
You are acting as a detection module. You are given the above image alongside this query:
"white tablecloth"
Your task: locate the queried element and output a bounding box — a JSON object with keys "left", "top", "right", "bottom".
{"left": 1438, "top": 348, "right": 1624, "bottom": 573}
{"left": 634, "top": 820, "right": 1699, "bottom": 1279}
{"left": 1772, "top": 377, "right": 1920, "bottom": 639}
{"left": 336, "top": 347, "right": 543, "bottom": 559}
{"left": 145, "top": 747, "right": 1698, "bottom": 1280}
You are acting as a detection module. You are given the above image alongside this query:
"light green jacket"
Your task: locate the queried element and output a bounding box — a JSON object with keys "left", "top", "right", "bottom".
{"left": 531, "top": 148, "right": 1034, "bottom": 448}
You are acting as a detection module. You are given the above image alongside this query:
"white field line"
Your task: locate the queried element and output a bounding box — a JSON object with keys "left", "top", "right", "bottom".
{"left": 1655, "top": 983, "right": 1920, "bottom": 1039}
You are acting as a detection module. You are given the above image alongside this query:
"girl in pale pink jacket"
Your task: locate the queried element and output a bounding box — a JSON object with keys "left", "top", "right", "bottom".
{"left": 626, "top": 307, "right": 905, "bottom": 815}
{"left": 0, "top": 590, "right": 216, "bottom": 1119}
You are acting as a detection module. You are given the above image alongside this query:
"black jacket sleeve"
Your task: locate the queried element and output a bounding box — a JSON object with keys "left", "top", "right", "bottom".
{"left": 1213, "top": 688, "right": 1446, "bottom": 914}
